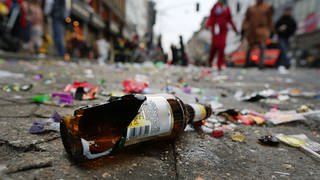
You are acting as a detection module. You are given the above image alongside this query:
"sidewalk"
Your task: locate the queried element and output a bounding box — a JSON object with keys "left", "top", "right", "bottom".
{"left": 0, "top": 51, "right": 93, "bottom": 62}
{"left": 0, "top": 58, "right": 319, "bottom": 179}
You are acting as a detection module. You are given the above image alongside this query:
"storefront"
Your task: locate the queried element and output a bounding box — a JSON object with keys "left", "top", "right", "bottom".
{"left": 101, "top": 0, "right": 125, "bottom": 36}
{"left": 293, "top": 0, "right": 320, "bottom": 34}
{"left": 65, "top": 0, "right": 105, "bottom": 60}
{"left": 293, "top": 0, "right": 320, "bottom": 67}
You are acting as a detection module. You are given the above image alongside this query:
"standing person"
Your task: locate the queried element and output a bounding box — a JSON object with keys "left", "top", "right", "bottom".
{"left": 170, "top": 44, "right": 178, "bottom": 65}
{"left": 157, "top": 35, "right": 166, "bottom": 62}
{"left": 275, "top": 6, "right": 297, "bottom": 69}
{"left": 179, "top": 35, "right": 188, "bottom": 66}
{"left": 45, "top": 0, "right": 68, "bottom": 57}
{"left": 7, "top": 0, "right": 31, "bottom": 50}
{"left": 29, "top": 0, "right": 43, "bottom": 55}
{"left": 206, "top": 0, "right": 238, "bottom": 71}
{"left": 242, "top": 0, "right": 273, "bottom": 69}
{"left": 114, "top": 35, "right": 125, "bottom": 62}
{"left": 96, "top": 33, "right": 110, "bottom": 65}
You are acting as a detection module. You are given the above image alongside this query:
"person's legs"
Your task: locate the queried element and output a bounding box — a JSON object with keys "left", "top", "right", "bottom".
{"left": 245, "top": 45, "right": 252, "bottom": 67}
{"left": 258, "top": 42, "right": 265, "bottom": 69}
{"left": 279, "top": 38, "right": 290, "bottom": 68}
{"left": 98, "top": 54, "right": 107, "bottom": 65}
{"left": 284, "top": 39, "right": 290, "bottom": 68}
{"left": 32, "top": 26, "right": 43, "bottom": 54}
{"left": 217, "top": 45, "right": 225, "bottom": 71}
{"left": 208, "top": 44, "right": 217, "bottom": 67}
{"left": 52, "top": 18, "right": 65, "bottom": 57}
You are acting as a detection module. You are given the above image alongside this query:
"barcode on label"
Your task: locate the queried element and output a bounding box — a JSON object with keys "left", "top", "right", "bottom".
{"left": 127, "top": 125, "right": 150, "bottom": 139}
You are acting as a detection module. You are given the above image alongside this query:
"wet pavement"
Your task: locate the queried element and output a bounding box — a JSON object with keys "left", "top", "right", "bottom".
{"left": 0, "top": 59, "right": 319, "bottom": 179}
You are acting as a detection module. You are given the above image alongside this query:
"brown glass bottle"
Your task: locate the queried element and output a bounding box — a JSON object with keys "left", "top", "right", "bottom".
{"left": 60, "top": 94, "right": 212, "bottom": 162}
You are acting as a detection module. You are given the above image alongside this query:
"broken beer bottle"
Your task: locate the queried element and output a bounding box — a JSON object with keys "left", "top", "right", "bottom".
{"left": 60, "top": 94, "right": 212, "bottom": 162}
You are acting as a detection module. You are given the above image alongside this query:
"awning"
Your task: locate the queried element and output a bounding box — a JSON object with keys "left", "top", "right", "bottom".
{"left": 90, "top": 14, "right": 106, "bottom": 29}
{"left": 102, "top": 0, "right": 125, "bottom": 22}
{"left": 71, "top": 1, "right": 90, "bottom": 22}
{"left": 71, "top": 0, "right": 105, "bottom": 30}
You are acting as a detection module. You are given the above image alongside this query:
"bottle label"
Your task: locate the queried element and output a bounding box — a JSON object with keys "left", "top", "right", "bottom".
{"left": 190, "top": 104, "right": 206, "bottom": 122}
{"left": 125, "top": 96, "right": 173, "bottom": 146}
{"left": 81, "top": 138, "right": 113, "bottom": 159}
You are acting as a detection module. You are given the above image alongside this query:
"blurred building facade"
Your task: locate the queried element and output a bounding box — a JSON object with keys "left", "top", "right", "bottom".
{"left": 187, "top": 0, "right": 320, "bottom": 66}
{"left": 146, "top": 1, "right": 156, "bottom": 48}
{"left": 63, "top": 0, "right": 105, "bottom": 59}
{"left": 269, "top": 0, "right": 320, "bottom": 66}
{"left": 125, "top": 0, "right": 148, "bottom": 38}
{"left": 0, "top": 0, "right": 158, "bottom": 62}
{"left": 267, "top": 0, "right": 320, "bottom": 35}
{"left": 54, "top": 0, "right": 127, "bottom": 60}
{"left": 102, "top": 0, "right": 126, "bottom": 36}
{"left": 186, "top": 17, "right": 211, "bottom": 65}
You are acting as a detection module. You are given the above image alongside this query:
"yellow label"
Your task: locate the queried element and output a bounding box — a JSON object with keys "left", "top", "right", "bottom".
{"left": 128, "top": 113, "right": 148, "bottom": 128}
{"left": 190, "top": 104, "right": 207, "bottom": 121}
{"left": 199, "top": 105, "right": 206, "bottom": 120}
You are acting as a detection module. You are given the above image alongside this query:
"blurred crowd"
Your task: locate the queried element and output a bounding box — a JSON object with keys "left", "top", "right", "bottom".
{"left": 205, "top": 0, "right": 297, "bottom": 71}
{"left": 185, "top": 0, "right": 299, "bottom": 70}
{"left": 0, "top": 0, "right": 302, "bottom": 68}
{"left": 0, "top": 0, "right": 166, "bottom": 64}
{"left": 0, "top": 0, "right": 46, "bottom": 54}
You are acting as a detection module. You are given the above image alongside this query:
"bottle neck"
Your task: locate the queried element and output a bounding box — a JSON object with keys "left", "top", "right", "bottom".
{"left": 185, "top": 103, "right": 212, "bottom": 124}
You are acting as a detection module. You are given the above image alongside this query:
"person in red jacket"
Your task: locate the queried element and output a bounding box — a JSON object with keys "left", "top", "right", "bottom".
{"left": 206, "top": 0, "right": 238, "bottom": 71}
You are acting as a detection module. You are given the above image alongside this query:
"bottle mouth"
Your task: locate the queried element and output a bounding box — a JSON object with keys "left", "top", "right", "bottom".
{"left": 60, "top": 120, "right": 84, "bottom": 162}
{"left": 186, "top": 103, "right": 212, "bottom": 123}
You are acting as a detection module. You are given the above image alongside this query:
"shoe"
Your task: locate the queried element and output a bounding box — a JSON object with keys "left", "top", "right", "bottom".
{"left": 278, "top": 66, "right": 289, "bottom": 74}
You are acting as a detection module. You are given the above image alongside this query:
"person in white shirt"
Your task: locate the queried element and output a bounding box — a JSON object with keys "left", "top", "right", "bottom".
{"left": 96, "top": 33, "right": 110, "bottom": 65}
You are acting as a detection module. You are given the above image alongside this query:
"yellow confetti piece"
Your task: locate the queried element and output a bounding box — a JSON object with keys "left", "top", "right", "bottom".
{"left": 231, "top": 132, "right": 246, "bottom": 142}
